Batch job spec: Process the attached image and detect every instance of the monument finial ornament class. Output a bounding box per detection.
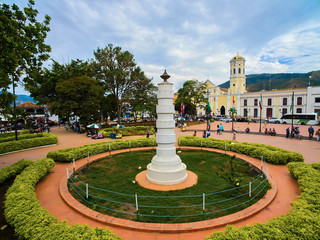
[160,70,170,82]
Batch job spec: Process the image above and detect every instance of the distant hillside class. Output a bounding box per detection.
[219,70,320,92]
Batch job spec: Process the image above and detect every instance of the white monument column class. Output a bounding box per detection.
[147,70,188,185]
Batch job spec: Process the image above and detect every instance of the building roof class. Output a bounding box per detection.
[16,101,43,109]
[232,53,245,60]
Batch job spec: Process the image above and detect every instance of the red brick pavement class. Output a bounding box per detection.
[1,124,319,240]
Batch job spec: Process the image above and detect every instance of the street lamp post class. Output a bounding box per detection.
[12,80,18,141]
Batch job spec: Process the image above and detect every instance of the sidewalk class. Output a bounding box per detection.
[2,125,319,240]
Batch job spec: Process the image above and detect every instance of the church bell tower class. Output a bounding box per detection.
[230,53,246,94]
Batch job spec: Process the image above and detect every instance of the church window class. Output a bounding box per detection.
[268,98,272,106]
[244,109,248,117]
[254,108,258,118]
[233,84,235,86]
[254,99,258,106]
[297,97,302,105]
[244,99,247,106]
[239,68,241,74]
[233,68,236,74]
[283,98,287,106]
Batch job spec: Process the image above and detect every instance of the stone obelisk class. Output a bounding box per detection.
[146,70,187,185]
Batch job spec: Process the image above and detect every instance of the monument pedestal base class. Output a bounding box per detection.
[146,162,187,185]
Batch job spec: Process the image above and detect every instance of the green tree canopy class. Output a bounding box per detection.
[122,67,157,120]
[52,76,104,124]
[0,0,51,114]
[93,44,151,123]
[174,80,208,116]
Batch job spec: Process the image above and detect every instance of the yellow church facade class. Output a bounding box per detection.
[201,54,320,120]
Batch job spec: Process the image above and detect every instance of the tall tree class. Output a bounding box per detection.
[93,44,149,123]
[25,59,93,105]
[122,67,157,121]
[174,80,208,116]
[0,0,51,114]
[52,76,104,124]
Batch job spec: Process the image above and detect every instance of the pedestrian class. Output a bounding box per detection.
[308,126,314,139]
[316,129,320,141]
[286,127,290,138]
[219,123,223,134]
[146,128,150,138]
[233,129,237,141]
[206,130,210,138]
[203,130,207,138]
[216,124,220,135]
[193,131,197,136]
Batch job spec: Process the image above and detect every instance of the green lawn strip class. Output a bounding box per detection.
[205,162,320,240]
[178,136,304,164]
[0,133,58,154]
[68,151,269,223]
[4,158,121,240]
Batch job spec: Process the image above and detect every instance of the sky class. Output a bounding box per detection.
[7,0,320,95]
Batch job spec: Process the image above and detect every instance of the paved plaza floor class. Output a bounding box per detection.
[1,123,319,240]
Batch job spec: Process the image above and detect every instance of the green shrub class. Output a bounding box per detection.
[0,159,33,184]
[4,158,121,240]
[100,126,155,138]
[47,137,157,162]
[0,133,58,154]
[206,162,320,239]
[179,136,304,164]
[0,133,46,143]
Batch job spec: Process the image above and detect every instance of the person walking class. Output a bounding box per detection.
[206,130,210,138]
[146,129,150,138]
[202,130,207,138]
[233,129,237,141]
[219,123,223,135]
[308,126,314,139]
[193,131,197,136]
[216,124,220,135]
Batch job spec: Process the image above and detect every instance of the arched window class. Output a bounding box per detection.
[239,68,241,74]
[233,68,236,74]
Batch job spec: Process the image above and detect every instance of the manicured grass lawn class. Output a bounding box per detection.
[69,151,269,223]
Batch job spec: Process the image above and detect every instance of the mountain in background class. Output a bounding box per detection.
[218,70,320,92]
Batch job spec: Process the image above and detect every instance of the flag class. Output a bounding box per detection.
[232,96,235,114]
[290,92,294,112]
[259,94,263,110]
[181,101,185,116]
[207,102,211,113]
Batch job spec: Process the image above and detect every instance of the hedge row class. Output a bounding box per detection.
[0,133,47,143]
[206,162,320,239]
[99,126,155,138]
[178,136,304,164]
[0,133,58,154]
[47,137,157,162]
[4,158,121,240]
[0,159,33,184]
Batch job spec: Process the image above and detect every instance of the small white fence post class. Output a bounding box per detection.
[249,182,252,197]
[203,193,205,210]
[73,159,75,174]
[135,193,139,211]
[86,183,88,199]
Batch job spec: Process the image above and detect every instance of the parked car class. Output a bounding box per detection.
[265,117,281,124]
[214,115,226,120]
[221,117,232,123]
[236,117,249,122]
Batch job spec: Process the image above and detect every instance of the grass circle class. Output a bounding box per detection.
[69,150,270,223]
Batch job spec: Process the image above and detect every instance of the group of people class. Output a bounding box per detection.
[265,128,277,136]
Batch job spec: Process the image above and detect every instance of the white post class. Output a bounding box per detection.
[67,168,69,179]
[203,193,205,210]
[73,159,75,173]
[266,167,269,179]
[249,182,251,197]
[87,151,89,160]
[109,143,111,151]
[86,183,88,199]
[135,193,139,211]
